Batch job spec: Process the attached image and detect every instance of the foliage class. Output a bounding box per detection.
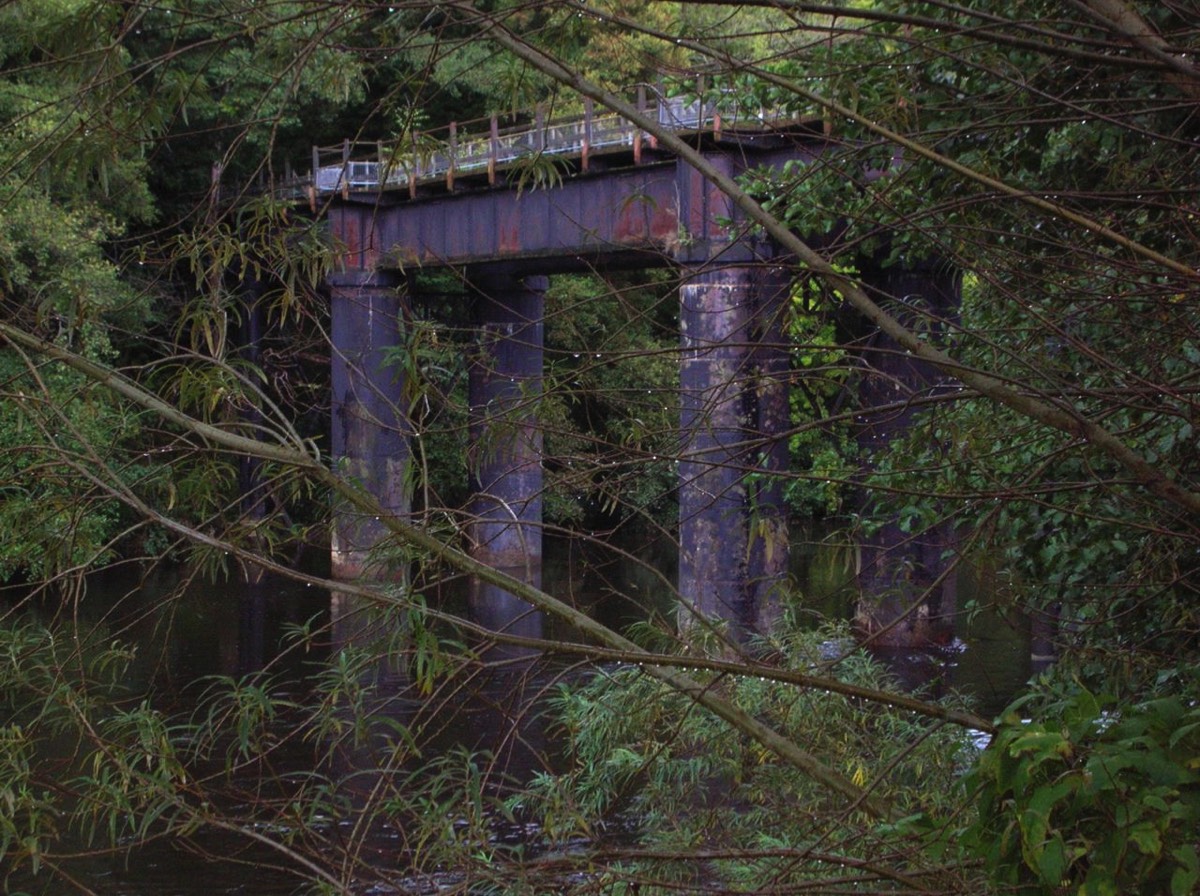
[123,0,373,199]
[386,270,679,530]
[0,12,163,577]
[0,0,1197,893]
[0,601,492,894]
[0,618,162,880]
[383,304,474,518]
[782,273,857,518]
[525,622,978,892]
[0,330,139,580]
[541,272,679,529]
[733,0,1200,682]
[963,683,1200,895]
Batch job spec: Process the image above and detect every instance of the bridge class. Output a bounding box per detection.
[308,85,959,649]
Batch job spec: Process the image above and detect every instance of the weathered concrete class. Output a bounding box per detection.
[329,271,411,581]
[467,271,546,645]
[322,131,962,649]
[678,251,791,643]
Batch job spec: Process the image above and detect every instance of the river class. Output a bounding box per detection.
[1,533,1030,895]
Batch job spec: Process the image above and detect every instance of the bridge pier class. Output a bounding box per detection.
[234,267,269,586]
[329,271,411,581]
[678,256,791,644]
[467,271,546,646]
[319,117,966,651]
[852,259,961,647]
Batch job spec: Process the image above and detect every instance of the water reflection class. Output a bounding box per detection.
[237,578,268,676]
[1,533,1038,894]
[469,574,544,661]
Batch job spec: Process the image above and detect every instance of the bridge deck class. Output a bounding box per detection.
[304,86,816,198]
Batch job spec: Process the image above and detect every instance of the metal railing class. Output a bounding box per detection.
[301,84,790,199]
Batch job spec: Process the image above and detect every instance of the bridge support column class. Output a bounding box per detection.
[852,259,961,648]
[329,271,410,581]
[679,259,791,644]
[467,271,546,646]
[234,267,269,586]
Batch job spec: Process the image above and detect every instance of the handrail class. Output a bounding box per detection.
[296,83,792,200]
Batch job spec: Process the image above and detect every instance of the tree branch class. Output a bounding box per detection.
[460,3,1200,520]
[0,320,893,819]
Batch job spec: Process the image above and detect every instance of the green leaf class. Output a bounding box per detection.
[1009,729,1072,762]
[1036,834,1069,887]
[1171,845,1200,896]
[1063,689,1102,739]
[1127,821,1162,857]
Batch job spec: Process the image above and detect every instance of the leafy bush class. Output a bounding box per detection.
[963,685,1200,895]
[524,622,980,893]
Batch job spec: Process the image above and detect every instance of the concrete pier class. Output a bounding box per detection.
[329,271,411,581]
[851,259,961,647]
[467,271,547,646]
[678,258,791,643]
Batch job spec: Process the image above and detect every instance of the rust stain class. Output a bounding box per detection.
[339,216,362,267]
[498,217,522,254]
[650,203,679,244]
[614,194,678,248]
[613,201,647,244]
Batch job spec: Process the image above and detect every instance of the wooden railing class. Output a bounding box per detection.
[302,84,786,199]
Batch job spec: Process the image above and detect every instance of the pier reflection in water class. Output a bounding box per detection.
[3,533,1032,894]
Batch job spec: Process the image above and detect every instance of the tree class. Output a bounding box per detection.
[0,1,1197,894]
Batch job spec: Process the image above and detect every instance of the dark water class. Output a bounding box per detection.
[3,535,1030,895]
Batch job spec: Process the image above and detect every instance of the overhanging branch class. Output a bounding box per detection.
[459,3,1200,519]
[0,320,893,819]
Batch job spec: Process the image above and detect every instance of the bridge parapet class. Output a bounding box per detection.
[304,83,798,198]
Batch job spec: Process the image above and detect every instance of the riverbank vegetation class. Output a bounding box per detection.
[0,1,1197,893]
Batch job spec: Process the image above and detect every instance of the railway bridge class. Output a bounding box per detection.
[311,89,958,648]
